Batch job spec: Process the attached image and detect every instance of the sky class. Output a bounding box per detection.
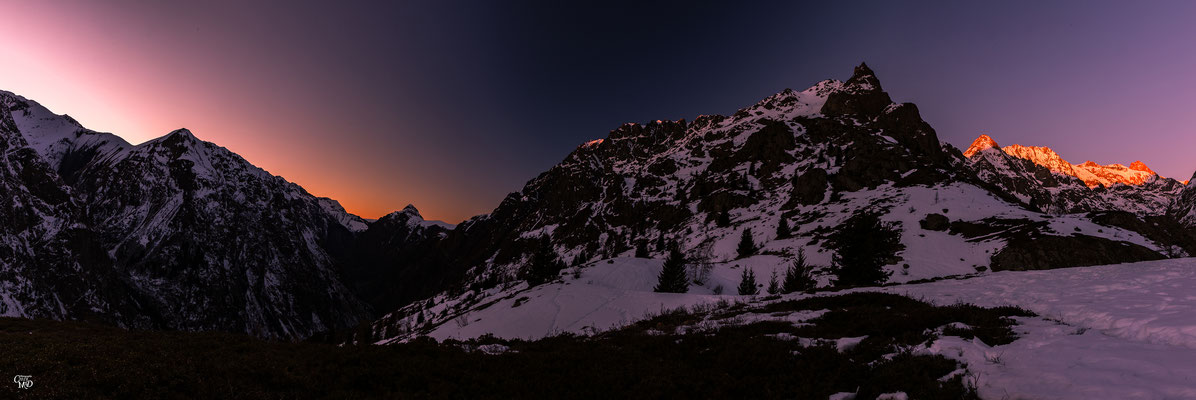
[2,1,1196,223]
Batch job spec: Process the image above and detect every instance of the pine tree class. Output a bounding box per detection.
[525,237,566,286]
[635,240,650,258]
[829,212,899,287]
[736,229,756,259]
[606,232,624,257]
[767,269,781,294]
[654,245,690,293]
[737,267,758,295]
[783,249,816,293]
[776,218,791,239]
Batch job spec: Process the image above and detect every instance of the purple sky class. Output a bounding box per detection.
[2,1,1194,222]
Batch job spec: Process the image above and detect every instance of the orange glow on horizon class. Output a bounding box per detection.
[0,2,486,224]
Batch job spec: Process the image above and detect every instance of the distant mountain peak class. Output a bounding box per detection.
[380,204,423,222]
[965,134,1162,188]
[1130,160,1154,174]
[376,204,456,232]
[962,134,999,157]
[1074,160,1159,187]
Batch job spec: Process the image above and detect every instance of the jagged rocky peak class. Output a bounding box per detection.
[1129,160,1155,174]
[962,134,999,157]
[845,62,883,90]
[821,62,894,117]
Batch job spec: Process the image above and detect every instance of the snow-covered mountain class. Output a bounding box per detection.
[963,134,1185,216]
[963,134,1166,188]
[0,90,371,338]
[0,93,147,325]
[6,64,1196,344]
[365,64,1196,344]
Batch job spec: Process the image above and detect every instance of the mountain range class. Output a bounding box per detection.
[3,63,1196,341]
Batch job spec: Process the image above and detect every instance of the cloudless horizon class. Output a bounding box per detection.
[3,1,1195,223]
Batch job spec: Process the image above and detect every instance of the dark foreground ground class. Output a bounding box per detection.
[0,293,1031,399]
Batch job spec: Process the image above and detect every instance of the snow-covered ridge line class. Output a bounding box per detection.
[0,88,384,338]
[963,133,1169,188]
[0,89,371,233]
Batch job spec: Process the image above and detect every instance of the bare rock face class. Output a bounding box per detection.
[821,63,893,117]
[919,213,950,231]
[788,168,829,207]
[991,234,1165,271]
[1168,173,1196,226]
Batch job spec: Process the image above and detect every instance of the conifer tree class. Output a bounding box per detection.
[783,249,816,293]
[829,212,899,287]
[654,245,690,293]
[776,218,791,239]
[737,267,759,295]
[525,237,566,286]
[635,240,650,258]
[767,269,781,295]
[736,229,757,259]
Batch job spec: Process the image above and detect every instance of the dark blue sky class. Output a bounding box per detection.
[5,1,1196,221]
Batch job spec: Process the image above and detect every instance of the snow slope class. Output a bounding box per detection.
[374,178,1178,343]
[391,255,1196,399]
[379,257,725,342]
[883,258,1196,399]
